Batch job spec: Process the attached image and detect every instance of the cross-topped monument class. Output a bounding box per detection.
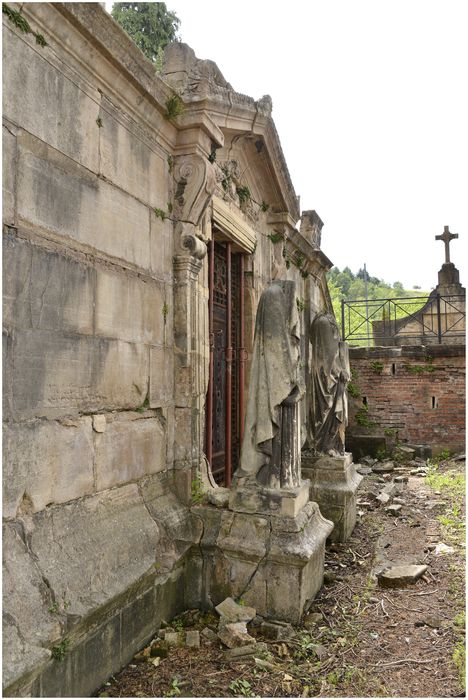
[435,225,458,264]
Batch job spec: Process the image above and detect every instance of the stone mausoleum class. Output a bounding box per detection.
[2,4,360,696]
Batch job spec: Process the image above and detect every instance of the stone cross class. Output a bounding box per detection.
[435,225,458,264]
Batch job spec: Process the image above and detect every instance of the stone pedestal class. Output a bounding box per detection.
[302,452,363,543]
[190,486,333,624]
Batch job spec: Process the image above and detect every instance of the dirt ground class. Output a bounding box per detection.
[96,455,465,698]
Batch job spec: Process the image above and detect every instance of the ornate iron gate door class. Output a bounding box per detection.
[206,239,244,485]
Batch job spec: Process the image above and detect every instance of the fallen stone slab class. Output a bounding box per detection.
[434,543,455,556]
[372,461,395,473]
[206,488,230,508]
[164,632,180,647]
[395,446,416,458]
[377,564,428,588]
[376,492,390,505]
[223,642,268,661]
[218,622,256,648]
[393,497,406,505]
[215,597,256,623]
[385,504,402,516]
[357,465,372,476]
[201,627,218,643]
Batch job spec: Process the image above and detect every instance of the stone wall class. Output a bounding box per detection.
[2,4,334,696]
[346,345,466,456]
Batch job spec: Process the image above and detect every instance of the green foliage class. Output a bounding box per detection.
[453,639,466,687]
[384,427,397,437]
[296,297,306,313]
[370,361,384,374]
[260,201,270,213]
[191,471,205,504]
[404,363,435,374]
[154,207,167,220]
[96,116,103,128]
[167,155,174,173]
[347,381,361,398]
[3,4,48,45]
[162,302,169,322]
[425,462,465,541]
[229,679,256,697]
[164,678,181,697]
[267,232,283,244]
[165,94,184,121]
[111,3,180,63]
[52,638,70,661]
[236,185,251,205]
[355,404,376,428]
[136,395,150,413]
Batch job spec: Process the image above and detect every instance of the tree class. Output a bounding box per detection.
[111,3,180,64]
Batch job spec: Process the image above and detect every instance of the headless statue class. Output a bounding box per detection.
[235,281,304,490]
[309,312,350,456]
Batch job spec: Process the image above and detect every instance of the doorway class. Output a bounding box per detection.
[205,236,246,485]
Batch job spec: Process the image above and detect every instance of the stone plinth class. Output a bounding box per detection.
[229,481,310,518]
[190,495,333,624]
[302,452,363,543]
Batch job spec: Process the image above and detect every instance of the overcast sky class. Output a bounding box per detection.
[109,1,467,291]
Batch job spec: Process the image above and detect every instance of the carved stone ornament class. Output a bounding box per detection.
[173,154,216,227]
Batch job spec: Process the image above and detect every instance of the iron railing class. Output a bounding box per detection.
[341,294,466,345]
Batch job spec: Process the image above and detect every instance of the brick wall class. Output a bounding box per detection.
[347,345,465,455]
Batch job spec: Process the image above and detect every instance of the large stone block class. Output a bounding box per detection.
[16,134,151,270]
[3,23,100,172]
[28,484,161,619]
[95,414,166,491]
[2,523,58,691]
[3,124,16,224]
[150,211,174,281]
[95,268,165,344]
[3,233,95,334]
[99,99,168,209]
[3,417,94,518]
[5,330,149,420]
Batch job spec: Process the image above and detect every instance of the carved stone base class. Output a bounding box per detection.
[302,452,363,543]
[229,481,310,518]
[186,501,333,624]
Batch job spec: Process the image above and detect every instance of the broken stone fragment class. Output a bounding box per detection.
[164,632,179,646]
[150,641,168,658]
[372,461,395,473]
[260,620,294,640]
[376,492,390,505]
[223,642,268,661]
[217,621,256,648]
[206,488,230,508]
[201,626,218,643]
[92,414,106,433]
[394,476,409,484]
[357,465,372,476]
[215,597,256,623]
[362,456,377,467]
[377,564,428,588]
[385,504,402,516]
[185,630,200,648]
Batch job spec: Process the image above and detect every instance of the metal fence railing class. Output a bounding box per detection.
[341,294,466,345]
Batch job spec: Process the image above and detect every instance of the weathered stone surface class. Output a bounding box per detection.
[206,487,230,508]
[3,24,100,173]
[150,213,173,282]
[372,461,395,473]
[28,484,161,618]
[376,492,391,505]
[150,346,174,408]
[217,622,255,648]
[3,233,95,335]
[5,331,149,420]
[394,476,409,484]
[3,125,16,224]
[377,565,428,588]
[185,630,200,648]
[16,134,151,269]
[95,269,165,344]
[215,597,256,623]
[223,642,268,661]
[385,504,402,516]
[201,627,218,643]
[95,414,166,491]
[357,465,372,475]
[165,632,179,647]
[3,418,94,517]
[3,523,58,690]
[99,99,168,209]
[93,414,107,432]
[260,620,294,640]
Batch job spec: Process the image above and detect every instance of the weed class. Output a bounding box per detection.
[404,363,435,374]
[164,678,181,697]
[355,405,376,428]
[48,602,60,614]
[136,396,150,413]
[236,185,251,205]
[3,4,48,45]
[208,144,217,163]
[229,679,256,697]
[35,33,47,46]
[162,303,169,322]
[347,381,361,398]
[436,448,451,461]
[165,94,184,121]
[191,471,205,504]
[268,232,283,244]
[167,202,173,214]
[260,201,270,212]
[167,155,174,173]
[296,297,306,313]
[300,269,309,279]
[384,427,397,437]
[370,361,384,374]
[154,207,167,221]
[96,117,103,128]
[453,639,466,688]
[52,638,70,661]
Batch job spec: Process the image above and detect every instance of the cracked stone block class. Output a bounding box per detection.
[217,622,255,649]
[185,630,200,648]
[377,565,428,588]
[215,597,256,623]
[165,632,179,647]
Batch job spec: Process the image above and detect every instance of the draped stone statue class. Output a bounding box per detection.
[309,312,350,456]
[235,280,305,490]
